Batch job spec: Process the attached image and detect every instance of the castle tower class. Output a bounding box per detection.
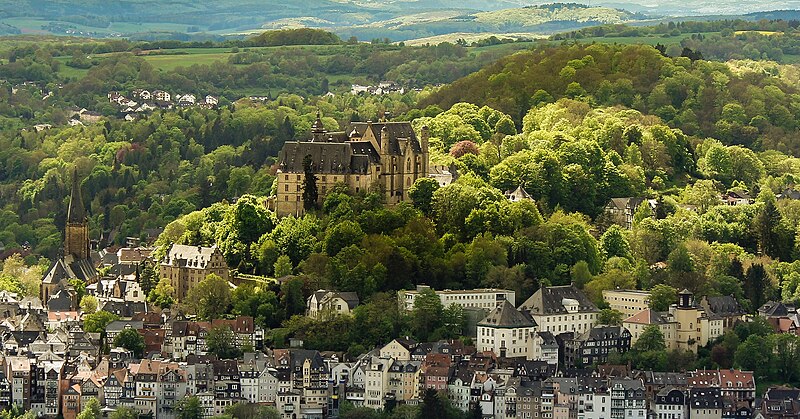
[311,111,325,141]
[64,168,89,260]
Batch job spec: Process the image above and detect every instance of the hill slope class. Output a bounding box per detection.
[421,43,800,153]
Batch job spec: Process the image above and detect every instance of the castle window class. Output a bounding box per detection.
[285,175,289,180]
[322,176,326,181]
[284,185,288,192]
[296,175,300,181]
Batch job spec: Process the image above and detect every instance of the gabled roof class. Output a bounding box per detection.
[624,309,673,325]
[519,285,598,315]
[703,295,745,316]
[478,300,536,329]
[759,301,791,317]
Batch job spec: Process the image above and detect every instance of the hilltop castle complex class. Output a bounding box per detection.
[274,113,430,216]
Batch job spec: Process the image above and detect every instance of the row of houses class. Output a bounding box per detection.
[108,90,219,120]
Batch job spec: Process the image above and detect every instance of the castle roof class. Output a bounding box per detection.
[162,244,220,269]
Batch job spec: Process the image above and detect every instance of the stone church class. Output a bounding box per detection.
[41,169,98,308]
[274,113,430,216]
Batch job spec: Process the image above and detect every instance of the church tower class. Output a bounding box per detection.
[64,168,89,260]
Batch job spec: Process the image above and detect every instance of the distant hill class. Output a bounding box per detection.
[0,0,792,41]
[340,3,652,41]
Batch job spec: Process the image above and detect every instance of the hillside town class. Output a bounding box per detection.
[0,147,796,419]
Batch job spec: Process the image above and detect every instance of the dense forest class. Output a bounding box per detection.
[423,43,800,155]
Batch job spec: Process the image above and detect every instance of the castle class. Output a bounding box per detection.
[274,113,430,216]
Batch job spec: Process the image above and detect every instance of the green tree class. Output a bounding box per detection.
[139,262,158,295]
[109,407,137,419]
[148,277,175,309]
[224,403,280,419]
[186,273,231,320]
[281,276,306,317]
[680,180,721,214]
[273,255,293,277]
[408,178,440,216]
[649,284,677,311]
[667,243,703,294]
[768,333,800,383]
[324,220,365,255]
[417,389,446,419]
[80,295,98,313]
[302,154,318,211]
[83,311,119,333]
[77,398,101,419]
[756,199,794,260]
[176,396,204,419]
[113,328,145,358]
[597,308,624,325]
[206,325,243,359]
[633,325,666,352]
[412,289,444,341]
[570,260,592,289]
[734,334,772,378]
[744,264,767,312]
[601,225,632,260]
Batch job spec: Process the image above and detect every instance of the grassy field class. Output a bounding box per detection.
[139,53,231,70]
[53,57,91,79]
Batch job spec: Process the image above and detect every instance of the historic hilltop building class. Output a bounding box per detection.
[159,244,229,301]
[41,169,98,306]
[274,113,430,216]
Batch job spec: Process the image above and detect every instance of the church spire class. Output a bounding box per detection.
[67,168,86,224]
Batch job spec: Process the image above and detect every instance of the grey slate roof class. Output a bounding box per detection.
[478,300,536,328]
[277,121,421,174]
[519,285,598,315]
[704,295,745,316]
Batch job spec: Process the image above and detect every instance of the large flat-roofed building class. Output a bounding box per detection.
[602,289,651,318]
[398,285,515,311]
[274,113,429,216]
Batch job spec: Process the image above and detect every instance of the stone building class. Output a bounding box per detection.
[477,300,537,359]
[159,244,229,301]
[41,169,98,305]
[274,113,429,216]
